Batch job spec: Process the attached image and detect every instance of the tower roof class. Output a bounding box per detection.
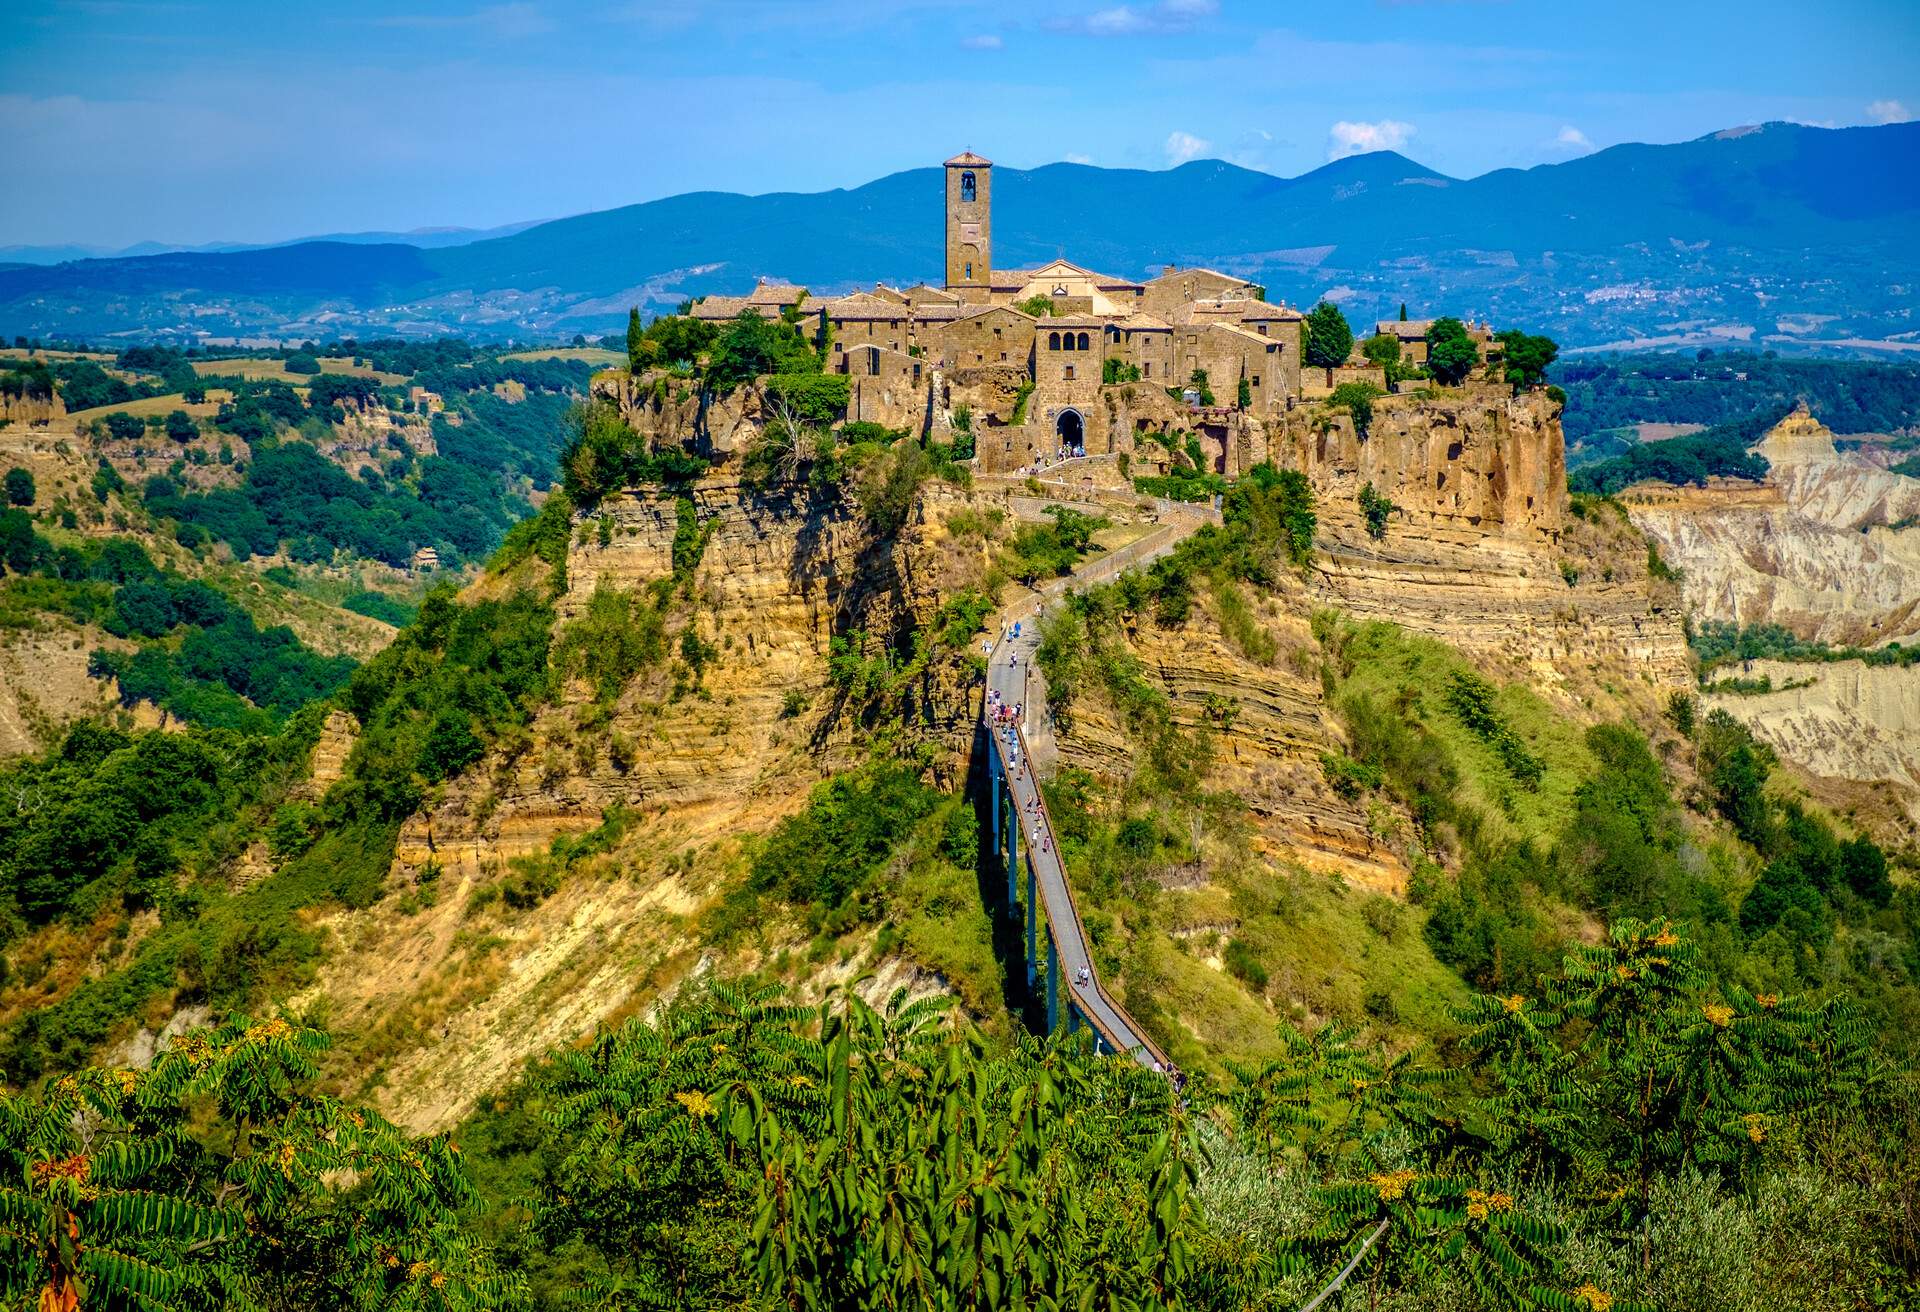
[945,151,993,167]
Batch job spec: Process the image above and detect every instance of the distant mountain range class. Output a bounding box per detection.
[4,121,1916,348]
[0,220,543,267]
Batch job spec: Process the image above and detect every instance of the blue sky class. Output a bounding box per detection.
[2,0,1916,248]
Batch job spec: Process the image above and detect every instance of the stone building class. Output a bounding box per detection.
[677,150,1492,471]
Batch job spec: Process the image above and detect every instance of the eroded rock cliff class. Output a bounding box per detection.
[1627,405,1920,646]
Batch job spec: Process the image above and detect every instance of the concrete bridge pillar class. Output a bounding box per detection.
[1046,936,1059,1035]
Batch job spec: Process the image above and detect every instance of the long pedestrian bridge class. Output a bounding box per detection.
[978,512,1207,1070]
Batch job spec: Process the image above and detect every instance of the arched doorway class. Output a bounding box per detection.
[1055,408,1084,455]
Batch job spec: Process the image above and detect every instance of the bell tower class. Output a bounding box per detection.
[944,151,992,302]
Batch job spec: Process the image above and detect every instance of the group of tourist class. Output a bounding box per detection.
[1017,444,1087,478]
[985,685,1022,730]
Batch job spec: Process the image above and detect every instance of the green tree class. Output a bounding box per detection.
[705,312,816,394]
[1399,301,1409,321]
[1425,318,1481,386]
[3,466,33,506]
[0,1016,521,1311]
[1361,332,1403,384]
[1304,301,1355,370]
[1358,481,1395,538]
[284,351,322,376]
[163,410,197,443]
[1015,294,1056,317]
[625,306,644,371]
[1329,381,1380,437]
[1496,329,1560,392]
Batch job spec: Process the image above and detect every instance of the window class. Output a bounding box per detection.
[1252,375,1260,387]
[1049,332,1061,350]
[1064,364,1075,381]
[1144,362,1152,378]
[964,262,972,280]
[1077,332,1090,351]
[960,170,976,202]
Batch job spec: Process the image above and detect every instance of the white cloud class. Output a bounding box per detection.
[1165,130,1212,165]
[1326,119,1415,160]
[1065,152,1094,164]
[1053,0,1216,37]
[960,32,1003,49]
[1554,124,1592,151]
[1867,98,1913,124]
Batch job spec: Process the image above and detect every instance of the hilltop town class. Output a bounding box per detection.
[668,151,1507,478]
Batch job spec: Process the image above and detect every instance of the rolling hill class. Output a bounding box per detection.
[4,120,1916,347]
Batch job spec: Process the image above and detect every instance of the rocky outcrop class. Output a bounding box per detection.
[1705,658,1920,834]
[594,369,767,459]
[1271,389,1566,539]
[1627,405,1920,646]
[0,390,64,427]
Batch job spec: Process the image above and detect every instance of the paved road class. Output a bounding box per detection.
[984,514,1207,1069]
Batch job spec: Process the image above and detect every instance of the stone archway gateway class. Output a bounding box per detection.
[1055,408,1084,453]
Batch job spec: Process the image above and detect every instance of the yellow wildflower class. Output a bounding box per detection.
[111,1070,138,1096]
[710,1042,728,1055]
[675,1089,717,1119]
[1466,1189,1514,1220]
[1502,994,1526,1014]
[244,1018,293,1044]
[1574,1285,1613,1311]
[1702,1004,1734,1029]
[278,1142,297,1179]
[1614,965,1636,981]
[171,1035,213,1066]
[1369,1170,1418,1202]
[431,1273,447,1290]
[1742,1113,1767,1144]
[408,1261,430,1280]
[787,1074,813,1088]
[1756,993,1779,1009]
[1651,929,1679,947]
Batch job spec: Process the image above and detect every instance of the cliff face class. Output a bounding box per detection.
[1704,658,1920,836]
[1626,405,1920,646]
[1273,389,1567,539]
[395,476,964,878]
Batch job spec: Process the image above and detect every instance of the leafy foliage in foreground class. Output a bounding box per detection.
[1,1015,520,1312]
[453,922,1912,1311]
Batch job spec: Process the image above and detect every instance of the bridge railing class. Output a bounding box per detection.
[987,725,1165,1067]
[1008,720,1172,1071]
